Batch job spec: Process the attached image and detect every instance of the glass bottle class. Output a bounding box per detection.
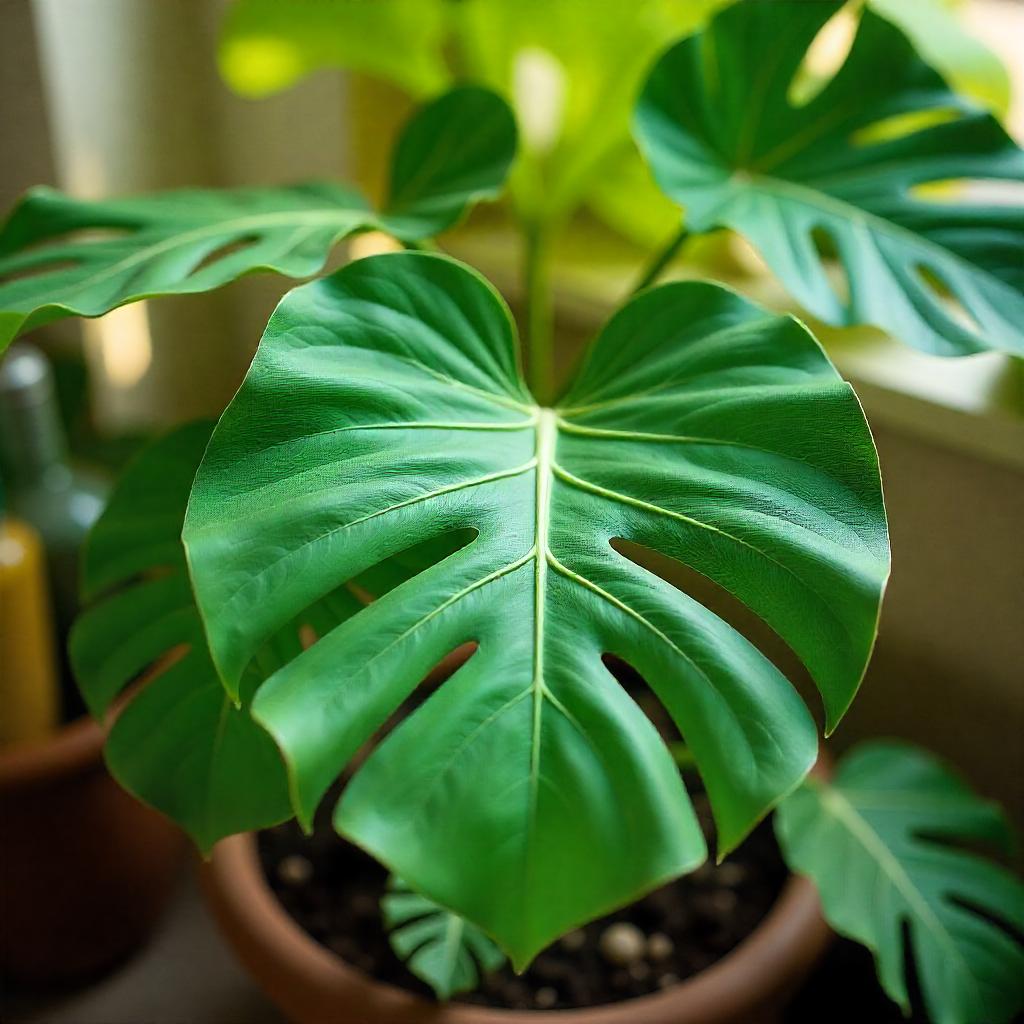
[0,477,60,745]
[0,343,109,711]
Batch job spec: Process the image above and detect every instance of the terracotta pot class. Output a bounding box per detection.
[202,822,832,1024]
[0,714,185,983]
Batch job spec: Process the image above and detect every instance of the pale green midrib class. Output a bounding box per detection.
[244,415,538,465]
[346,552,535,690]
[555,316,786,416]
[439,913,465,993]
[213,458,538,626]
[528,410,556,833]
[549,460,856,649]
[556,376,819,419]
[815,783,981,1000]
[556,417,794,456]
[287,557,536,828]
[744,98,866,176]
[413,363,534,414]
[554,418,886,560]
[545,550,752,749]
[203,693,235,847]
[26,208,367,302]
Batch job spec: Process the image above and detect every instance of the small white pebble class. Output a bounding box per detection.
[599,922,647,965]
[276,854,313,886]
[535,986,558,1009]
[647,932,674,960]
[559,928,586,952]
[629,961,651,982]
[710,889,738,913]
[717,862,747,887]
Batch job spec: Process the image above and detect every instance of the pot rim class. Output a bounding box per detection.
[0,713,104,791]
[203,823,833,1023]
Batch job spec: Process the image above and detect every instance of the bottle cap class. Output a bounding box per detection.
[0,343,52,403]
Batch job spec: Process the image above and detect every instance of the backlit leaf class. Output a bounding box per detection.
[635,0,1024,356]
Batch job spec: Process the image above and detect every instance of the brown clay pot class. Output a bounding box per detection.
[0,714,185,983]
[202,827,832,1024]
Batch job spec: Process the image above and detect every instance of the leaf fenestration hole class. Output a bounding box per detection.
[900,918,929,1021]
[810,225,851,309]
[250,528,478,676]
[948,895,1024,948]
[0,257,80,285]
[188,235,260,277]
[909,177,1024,206]
[278,527,481,778]
[786,5,859,109]
[0,226,136,284]
[602,655,684,750]
[611,538,822,729]
[850,107,963,148]
[343,642,479,783]
[913,263,983,336]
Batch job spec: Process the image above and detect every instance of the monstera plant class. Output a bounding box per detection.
[1,1,1022,1021]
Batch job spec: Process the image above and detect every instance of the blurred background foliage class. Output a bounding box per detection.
[218,0,1012,247]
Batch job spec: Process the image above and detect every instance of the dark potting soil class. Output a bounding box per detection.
[258,782,787,1012]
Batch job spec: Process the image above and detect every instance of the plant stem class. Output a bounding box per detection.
[631,225,690,295]
[523,220,555,405]
[669,741,697,770]
[402,237,439,253]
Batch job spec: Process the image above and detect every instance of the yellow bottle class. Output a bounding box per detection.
[0,484,60,746]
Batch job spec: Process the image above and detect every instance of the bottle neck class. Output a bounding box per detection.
[0,344,70,486]
[0,396,69,484]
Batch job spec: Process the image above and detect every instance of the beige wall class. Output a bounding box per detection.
[840,424,1024,826]
[7,0,352,429]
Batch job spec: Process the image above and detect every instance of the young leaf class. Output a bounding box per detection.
[0,88,516,352]
[383,877,506,999]
[634,0,1024,357]
[380,86,518,239]
[776,741,1024,1024]
[182,251,888,968]
[70,422,298,853]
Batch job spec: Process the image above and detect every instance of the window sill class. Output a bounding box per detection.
[446,222,1024,472]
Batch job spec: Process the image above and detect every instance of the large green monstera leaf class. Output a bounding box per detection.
[183,251,888,966]
[0,86,514,351]
[777,742,1024,1024]
[70,422,306,851]
[635,0,1024,357]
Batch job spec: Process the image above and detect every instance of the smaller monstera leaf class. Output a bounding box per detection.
[183,251,888,968]
[870,0,1011,117]
[635,0,1024,357]
[0,87,515,352]
[383,877,506,999]
[70,422,303,852]
[776,741,1024,1024]
[379,86,517,239]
